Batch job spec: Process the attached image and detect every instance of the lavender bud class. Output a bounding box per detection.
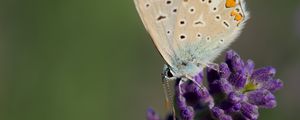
[241,102,259,120]
[220,63,231,79]
[261,79,283,93]
[194,71,204,84]
[247,89,277,109]
[147,108,160,120]
[210,79,233,94]
[228,92,242,104]
[180,106,194,120]
[245,60,255,76]
[251,67,276,82]
[229,71,247,89]
[211,107,233,120]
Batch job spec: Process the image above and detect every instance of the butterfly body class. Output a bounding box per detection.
[134,0,249,78]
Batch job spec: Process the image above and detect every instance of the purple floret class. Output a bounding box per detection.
[147,108,160,120]
[146,50,283,120]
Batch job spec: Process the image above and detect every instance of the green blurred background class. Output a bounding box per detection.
[0,0,299,120]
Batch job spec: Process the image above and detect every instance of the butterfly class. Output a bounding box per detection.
[134,0,249,118]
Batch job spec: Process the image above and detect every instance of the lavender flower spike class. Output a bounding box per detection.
[147,108,160,120]
[146,50,283,120]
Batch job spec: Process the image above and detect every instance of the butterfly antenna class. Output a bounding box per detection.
[162,79,176,120]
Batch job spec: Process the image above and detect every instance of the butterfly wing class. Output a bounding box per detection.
[134,0,249,77]
[134,0,182,67]
[172,0,249,66]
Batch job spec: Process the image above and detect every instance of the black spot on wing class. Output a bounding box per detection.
[157,15,167,21]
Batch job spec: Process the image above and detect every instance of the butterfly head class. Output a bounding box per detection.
[162,62,204,81]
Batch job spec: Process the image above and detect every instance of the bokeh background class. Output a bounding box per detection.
[0,0,299,120]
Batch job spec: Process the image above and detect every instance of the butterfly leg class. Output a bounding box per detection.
[195,61,219,72]
[206,62,220,72]
[183,76,205,91]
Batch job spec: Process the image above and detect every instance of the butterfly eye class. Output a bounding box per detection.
[166,69,173,78]
[163,67,174,78]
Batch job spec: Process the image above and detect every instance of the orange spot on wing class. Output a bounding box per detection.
[231,10,243,22]
[226,0,236,8]
[235,13,243,21]
[230,11,237,16]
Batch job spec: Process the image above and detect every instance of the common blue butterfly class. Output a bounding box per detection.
[134,0,249,118]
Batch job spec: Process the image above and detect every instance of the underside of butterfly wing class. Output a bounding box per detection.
[134,0,182,67]
[170,0,249,76]
[134,0,249,77]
